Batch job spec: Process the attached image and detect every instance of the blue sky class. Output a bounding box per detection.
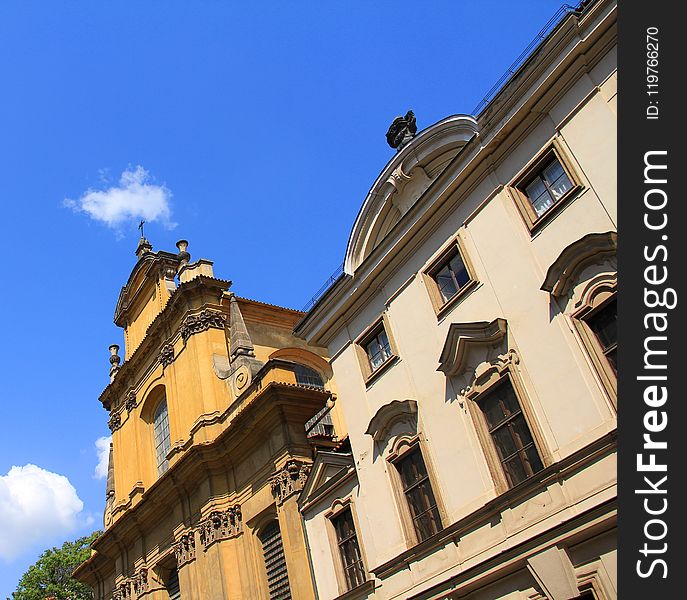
[0,1,562,595]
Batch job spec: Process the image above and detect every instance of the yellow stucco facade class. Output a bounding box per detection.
[74,240,344,599]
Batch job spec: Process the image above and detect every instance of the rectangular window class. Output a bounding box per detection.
[364,327,392,372]
[511,144,581,232]
[332,508,366,591]
[431,248,471,304]
[395,448,442,542]
[523,156,573,217]
[479,381,543,487]
[585,298,617,374]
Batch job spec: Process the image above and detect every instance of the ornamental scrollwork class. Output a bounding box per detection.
[270,459,311,505]
[173,531,196,567]
[198,505,243,550]
[180,309,227,341]
[108,412,122,432]
[112,580,131,600]
[124,390,137,412]
[159,343,175,367]
[132,567,149,595]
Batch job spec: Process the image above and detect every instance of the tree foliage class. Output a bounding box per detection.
[12,531,101,600]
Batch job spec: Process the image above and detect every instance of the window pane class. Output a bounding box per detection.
[588,300,617,350]
[396,449,441,541]
[449,254,470,288]
[503,455,529,487]
[332,509,365,591]
[435,266,458,301]
[294,364,324,388]
[365,328,391,371]
[153,400,171,475]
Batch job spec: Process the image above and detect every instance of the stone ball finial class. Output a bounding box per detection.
[176,239,191,266]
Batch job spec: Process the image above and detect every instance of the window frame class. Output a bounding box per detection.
[386,438,445,547]
[572,282,617,410]
[464,362,549,494]
[510,140,583,233]
[422,235,478,318]
[153,399,171,476]
[324,499,368,595]
[354,315,399,386]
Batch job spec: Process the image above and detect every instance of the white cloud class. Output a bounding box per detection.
[0,464,86,562]
[94,436,112,480]
[65,165,176,230]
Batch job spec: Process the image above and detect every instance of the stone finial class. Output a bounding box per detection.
[135,236,153,259]
[109,344,121,382]
[176,239,191,268]
[386,110,417,150]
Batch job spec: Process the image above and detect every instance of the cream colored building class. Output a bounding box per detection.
[295,1,617,599]
[74,239,346,599]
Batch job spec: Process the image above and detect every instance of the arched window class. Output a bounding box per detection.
[259,521,292,600]
[153,400,171,475]
[294,364,324,389]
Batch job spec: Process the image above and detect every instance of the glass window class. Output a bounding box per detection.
[364,328,392,372]
[332,508,366,590]
[586,298,617,374]
[294,364,324,388]
[479,381,543,487]
[396,447,442,542]
[523,156,573,218]
[153,400,171,475]
[432,249,470,304]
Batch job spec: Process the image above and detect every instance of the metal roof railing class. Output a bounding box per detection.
[300,262,345,313]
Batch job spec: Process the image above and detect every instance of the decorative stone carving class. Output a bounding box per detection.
[112,580,131,600]
[180,309,227,341]
[270,459,311,504]
[198,505,243,550]
[174,531,196,567]
[132,567,149,595]
[159,343,174,367]
[108,412,122,432]
[124,390,137,412]
[386,110,417,149]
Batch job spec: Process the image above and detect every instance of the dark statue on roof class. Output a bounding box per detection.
[386,110,417,149]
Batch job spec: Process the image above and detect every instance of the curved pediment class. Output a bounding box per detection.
[437,318,507,377]
[541,231,617,298]
[344,115,479,275]
[365,399,418,442]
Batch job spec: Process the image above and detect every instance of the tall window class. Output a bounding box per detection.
[395,447,442,542]
[260,521,291,600]
[585,298,617,374]
[153,400,171,475]
[294,364,324,389]
[364,326,392,372]
[479,380,543,487]
[331,508,365,590]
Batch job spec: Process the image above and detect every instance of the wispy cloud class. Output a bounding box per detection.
[0,464,89,562]
[65,165,175,231]
[94,436,111,480]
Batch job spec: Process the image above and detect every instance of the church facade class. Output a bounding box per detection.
[76,0,617,598]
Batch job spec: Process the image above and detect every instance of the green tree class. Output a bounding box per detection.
[12,531,101,600]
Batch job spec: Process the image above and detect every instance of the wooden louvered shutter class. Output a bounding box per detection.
[167,568,181,600]
[260,521,292,600]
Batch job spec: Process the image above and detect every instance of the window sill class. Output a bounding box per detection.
[435,278,480,321]
[364,355,400,388]
[334,580,375,600]
[525,184,583,235]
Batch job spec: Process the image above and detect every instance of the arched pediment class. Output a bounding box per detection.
[437,318,507,377]
[365,399,418,442]
[344,115,479,275]
[541,231,617,298]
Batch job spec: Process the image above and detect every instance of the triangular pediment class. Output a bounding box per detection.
[298,451,355,509]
